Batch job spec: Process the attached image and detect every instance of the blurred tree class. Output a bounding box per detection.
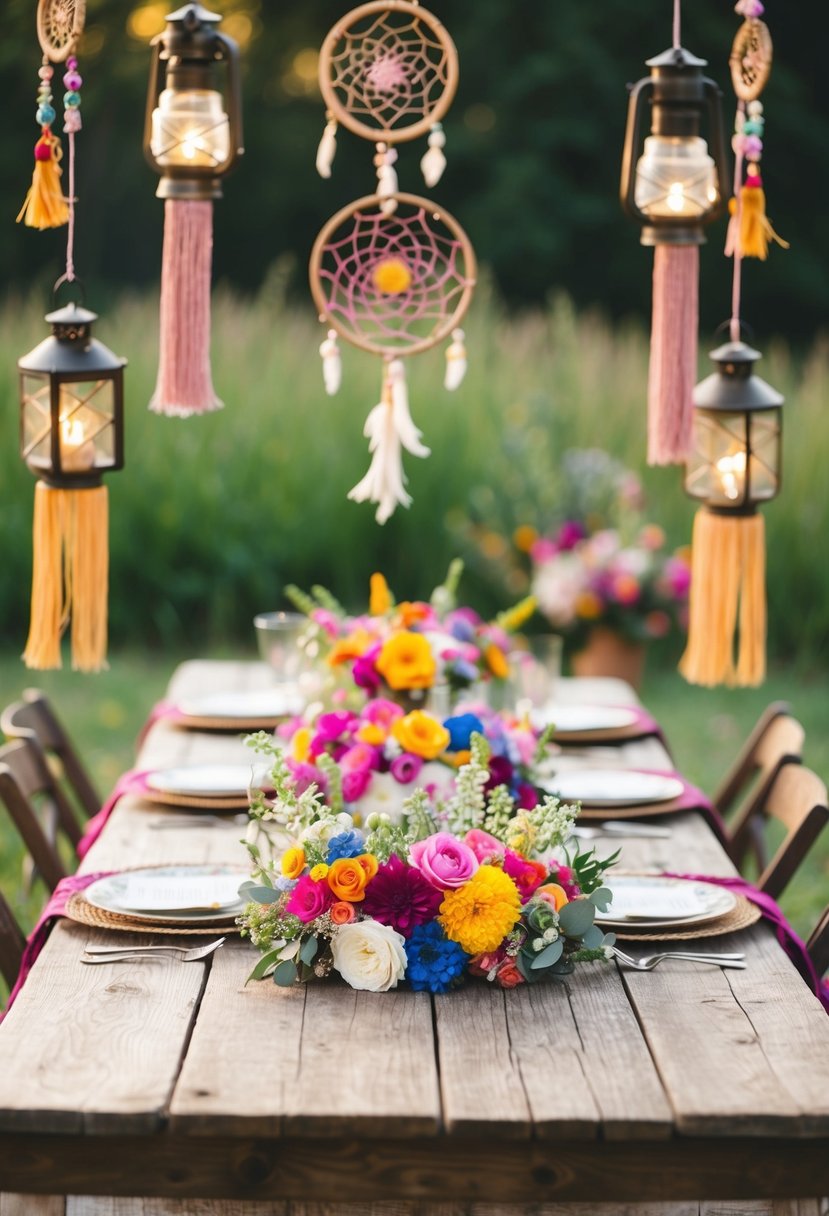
[2,0,825,340]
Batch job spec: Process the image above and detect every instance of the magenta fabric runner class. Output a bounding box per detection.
[2,870,113,1018]
[633,770,729,846]
[136,699,185,748]
[667,871,829,1013]
[76,770,151,860]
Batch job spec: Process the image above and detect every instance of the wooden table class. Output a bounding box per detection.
[0,660,827,1216]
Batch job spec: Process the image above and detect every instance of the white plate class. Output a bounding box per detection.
[530,705,639,734]
[540,768,684,806]
[595,875,737,929]
[84,865,248,923]
[177,689,304,720]
[146,764,270,799]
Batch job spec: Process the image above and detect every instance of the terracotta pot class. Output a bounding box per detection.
[570,626,646,691]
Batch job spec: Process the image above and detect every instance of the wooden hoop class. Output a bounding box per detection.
[319,0,459,145]
[309,191,477,358]
[37,0,86,62]
[729,19,773,101]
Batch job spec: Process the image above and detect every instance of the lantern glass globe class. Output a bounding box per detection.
[634,135,719,220]
[150,88,231,169]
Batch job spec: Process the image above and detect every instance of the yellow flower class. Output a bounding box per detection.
[372,257,412,294]
[369,572,392,616]
[513,525,538,553]
[309,863,329,882]
[485,642,510,680]
[376,631,436,690]
[497,594,537,633]
[575,590,603,620]
[357,722,386,746]
[439,865,522,955]
[291,726,312,763]
[281,846,306,880]
[392,710,450,760]
[328,628,376,667]
[447,748,471,768]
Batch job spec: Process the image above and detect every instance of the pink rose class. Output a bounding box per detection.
[495,958,525,988]
[285,875,334,922]
[340,742,379,774]
[360,698,405,729]
[286,760,326,796]
[409,832,479,890]
[464,828,505,864]
[342,767,373,803]
[503,850,547,899]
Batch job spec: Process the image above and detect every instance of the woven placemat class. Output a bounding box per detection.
[143,789,251,811]
[66,891,243,936]
[554,724,656,746]
[610,894,761,941]
[578,798,685,820]
[174,714,285,733]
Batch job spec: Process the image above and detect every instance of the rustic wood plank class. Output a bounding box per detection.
[0,918,209,1135]
[67,1202,281,1215]
[0,1196,64,1215]
[0,1135,826,1203]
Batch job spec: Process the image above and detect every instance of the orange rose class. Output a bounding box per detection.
[392,710,450,760]
[328,628,376,667]
[535,882,569,912]
[375,631,436,690]
[395,600,432,629]
[356,853,379,882]
[496,959,525,988]
[328,856,371,901]
[330,900,356,925]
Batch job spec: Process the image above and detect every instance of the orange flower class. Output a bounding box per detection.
[369,572,392,616]
[485,642,510,679]
[356,853,379,882]
[395,600,431,629]
[376,631,436,690]
[328,628,376,667]
[392,710,450,759]
[356,722,386,746]
[329,900,356,925]
[513,524,538,553]
[575,590,603,619]
[535,882,569,912]
[328,856,371,901]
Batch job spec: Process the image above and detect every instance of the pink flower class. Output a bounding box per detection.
[342,767,373,803]
[530,537,557,563]
[340,742,379,774]
[503,850,547,900]
[353,645,382,692]
[556,520,586,550]
[311,608,341,638]
[390,753,423,784]
[468,945,508,976]
[463,828,504,864]
[286,760,327,795]
[409,832,479,890]
[285,875,334,922]
[548,861,581,901]
[314,710,358,744]
[361,854,443,938]
[360,698,405,729]
[495,958,525,988]
[515,782,539,810]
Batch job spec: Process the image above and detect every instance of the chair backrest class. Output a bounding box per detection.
[0,889,25,992]
[807,906,829,978]
[743,761,829,901]
[1,689,100,821]
[0,739,72,892]
[719,710,806,870]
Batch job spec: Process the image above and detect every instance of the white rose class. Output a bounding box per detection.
[331,920,407,992]
[301,812,354,847]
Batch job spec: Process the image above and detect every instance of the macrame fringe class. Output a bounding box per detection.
[679,508,766,688]
[726,186,789,261]
[348,360,430,525]
[150,199,222,417]
[647,244,698,466]
[17,133,69,230]
[23,482,109,674]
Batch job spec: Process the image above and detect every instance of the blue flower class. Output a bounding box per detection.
[404,922,469,993]
[446,658,479,686]
[444,713,485,753]
[326,830,364,862]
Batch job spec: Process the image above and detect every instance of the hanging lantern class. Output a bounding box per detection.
[679,339,782,688]
[143,2,243,417]
[621,46,730,466]
[18,299,126,673]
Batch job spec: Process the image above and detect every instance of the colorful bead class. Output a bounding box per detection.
[747,100,764,117]
[744,134,763,158]
[66,55,78,69]
[36,104,56,125]
[38,65,54,81]
[34,139,52,161]
[63,91,81,108]
[63,108,82,133]
[742,120,764,135]
[63,70,82,91]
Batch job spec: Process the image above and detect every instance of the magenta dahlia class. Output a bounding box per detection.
[361,855,443,938]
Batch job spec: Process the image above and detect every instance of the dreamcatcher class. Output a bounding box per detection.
[18,0,85,230]
[311,1,475,524]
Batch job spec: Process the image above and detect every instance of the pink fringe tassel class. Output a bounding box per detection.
[150,199,222,417]
[647,244,698,466]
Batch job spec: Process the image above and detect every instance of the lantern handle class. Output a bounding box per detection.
[703,76,730,225]
[52,273,86,307]
[619,75,653,226]
[714,317,755,345]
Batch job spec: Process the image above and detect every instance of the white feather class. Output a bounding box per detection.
[421,125,447,187]
[316,120,337,179]
[444,328,467,391]
[319,330,341,396]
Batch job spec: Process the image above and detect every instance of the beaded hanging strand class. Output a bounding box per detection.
[62,53,83,280]
[17,57,70,228]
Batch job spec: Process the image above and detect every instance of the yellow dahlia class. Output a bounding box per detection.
[438,865,522,955]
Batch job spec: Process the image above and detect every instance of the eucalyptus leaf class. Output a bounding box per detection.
[273,960,298,987]
[589,886,613,912]
[531,939,564,970]
[558,898,595,937]
[246,949,282,983]
[299,935,318,966]
[241,883,280,904]
[581,925,604,950]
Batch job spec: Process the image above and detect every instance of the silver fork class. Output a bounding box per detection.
[610,945,746,971]
[82,938,225,964]
[148,814,248,829]
[572,823,672,840]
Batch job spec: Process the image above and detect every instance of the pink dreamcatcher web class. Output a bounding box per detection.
[309,193,475,357]
[319,0,458,143]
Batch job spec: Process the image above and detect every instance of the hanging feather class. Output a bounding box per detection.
[316,116,338,179]
[348,361,429,524]
[375,143,398,216]
[388,358,429,458]
[444,328,467,390]
[420,123,447,188]
[319,329,341,395]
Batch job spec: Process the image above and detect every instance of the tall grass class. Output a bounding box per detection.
[0,282,827,666]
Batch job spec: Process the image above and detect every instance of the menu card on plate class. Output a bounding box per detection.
[605,882,709,921]
[114,875,242,913]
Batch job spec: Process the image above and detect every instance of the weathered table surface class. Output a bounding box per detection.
[0,660,827,1214]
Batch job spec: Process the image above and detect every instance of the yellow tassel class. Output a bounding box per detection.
[16,133,69,230]
[23,483,109,673]
[679,509,766,688]
[728,186,789,261]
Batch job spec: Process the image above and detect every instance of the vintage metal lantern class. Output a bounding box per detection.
[143,3,243,416]
[679,339,783,689]
[18,299,127,672]
[620,46,730,466]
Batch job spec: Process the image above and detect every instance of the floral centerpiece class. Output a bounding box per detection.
[285,560,535,706]
[240,732,616,993]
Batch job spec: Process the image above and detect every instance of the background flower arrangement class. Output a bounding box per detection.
[240,732,616,993]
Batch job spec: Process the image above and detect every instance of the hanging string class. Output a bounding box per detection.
[64,134,76,282]
[62,54,83,283]
[729,102,746,342]
[672,0,682,48]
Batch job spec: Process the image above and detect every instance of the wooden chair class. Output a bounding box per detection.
[807,905,829,978]
[0,889,25,993]
[731,760,829,901]
[0,740,74,893]
[1,689,100,821]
